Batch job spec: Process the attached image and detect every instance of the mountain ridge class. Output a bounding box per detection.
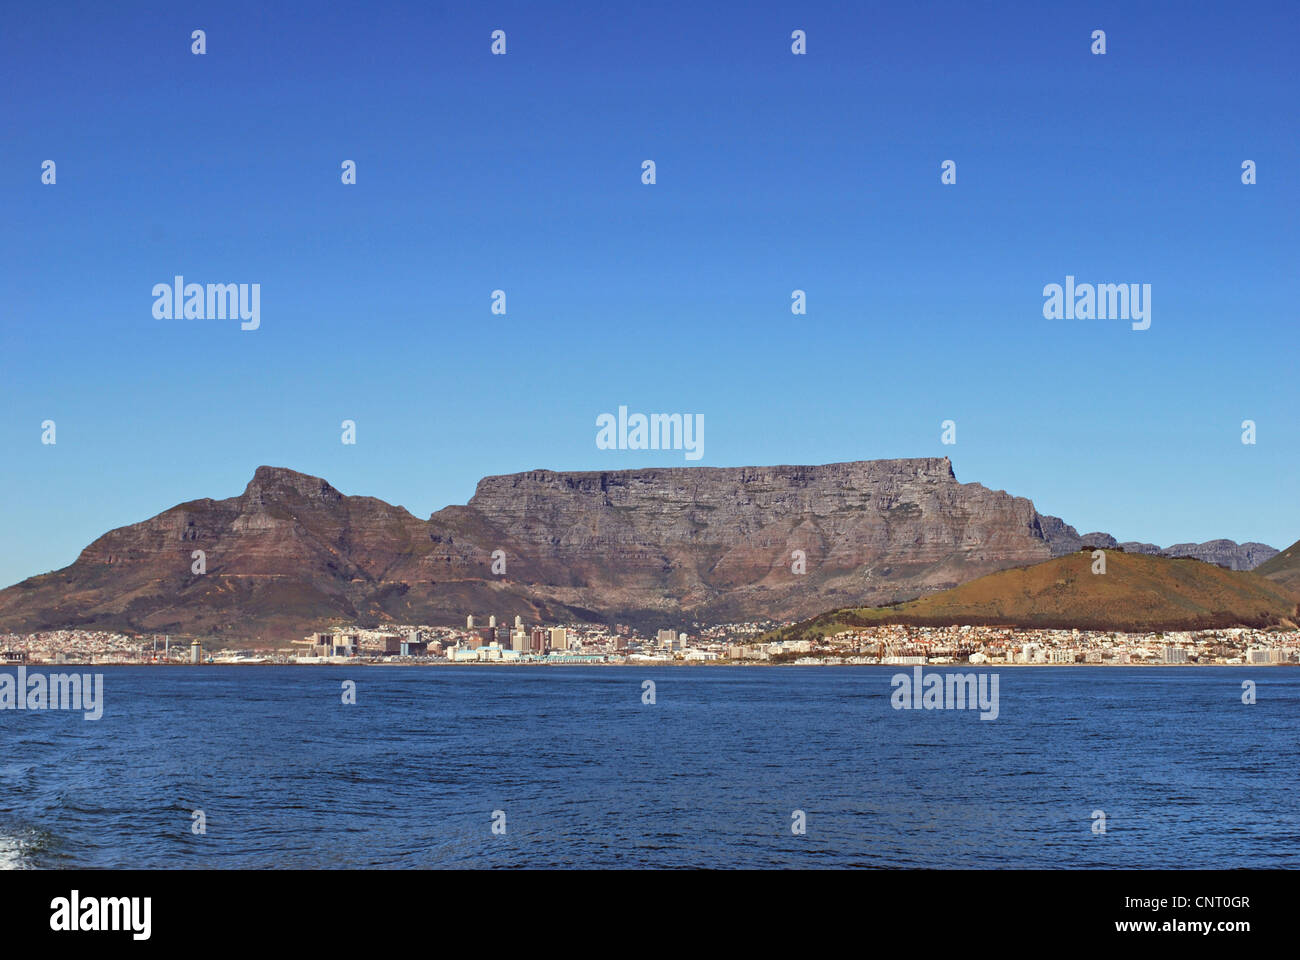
[0,460,1284,641]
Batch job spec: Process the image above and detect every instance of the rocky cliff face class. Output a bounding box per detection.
[436,457,1055,624]
[0,460,1279,640]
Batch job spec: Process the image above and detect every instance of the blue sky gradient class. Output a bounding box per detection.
[2,1,1297,587]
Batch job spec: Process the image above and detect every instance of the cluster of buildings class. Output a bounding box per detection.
[3,621,1296,667]
[282,617,759,664]
[291,616,615,663]
[287,616,765,664]
[0,630,203,664]
[750,624,1300,666]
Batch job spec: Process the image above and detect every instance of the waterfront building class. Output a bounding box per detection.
[331,634,359,657]
[363,634,403,655]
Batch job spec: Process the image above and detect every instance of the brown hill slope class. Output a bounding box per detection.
[1254,538,1300,596]
[766,549,1300,642]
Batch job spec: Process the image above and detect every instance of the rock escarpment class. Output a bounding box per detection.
[0,460,1279,640]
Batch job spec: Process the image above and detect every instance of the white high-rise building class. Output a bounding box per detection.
[511,629,528,652]
[489,615,497,628]
[467,615,475,629]
[514,615,523,629]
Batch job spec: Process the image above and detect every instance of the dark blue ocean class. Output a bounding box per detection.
[1,666,1296,868]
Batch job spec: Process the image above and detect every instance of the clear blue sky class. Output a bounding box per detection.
[2,0,1297,588]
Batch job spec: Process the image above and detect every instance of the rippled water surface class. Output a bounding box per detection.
[1,666,1297,868]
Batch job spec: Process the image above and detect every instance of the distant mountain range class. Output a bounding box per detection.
[1037,524,1278,571]
[764,550,1299,643]
[0,460,1286,641]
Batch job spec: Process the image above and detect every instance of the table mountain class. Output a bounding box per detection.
[0,460,1280,641]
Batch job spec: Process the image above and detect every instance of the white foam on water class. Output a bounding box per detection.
[0,832,27,870]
